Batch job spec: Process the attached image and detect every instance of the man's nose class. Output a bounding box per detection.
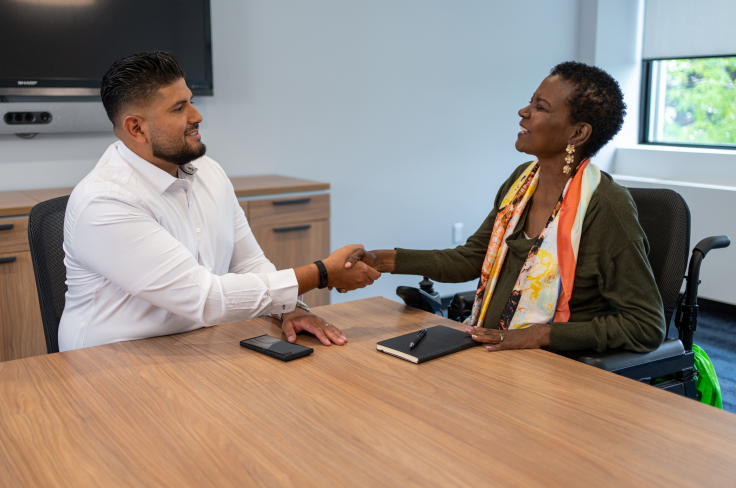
[189,106,203,125]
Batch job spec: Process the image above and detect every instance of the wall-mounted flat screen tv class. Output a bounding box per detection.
[0,0,213,97]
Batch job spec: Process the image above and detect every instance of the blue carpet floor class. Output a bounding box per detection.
[667,298,736,413]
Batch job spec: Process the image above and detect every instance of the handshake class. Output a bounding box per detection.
[317,245,397,293]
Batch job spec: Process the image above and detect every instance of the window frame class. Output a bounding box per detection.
[639,55,736,151]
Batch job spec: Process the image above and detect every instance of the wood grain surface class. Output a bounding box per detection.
[230,175,330,197]
[1,297,735,487]
[0,218,30,254]
[248,194,330,227]
[0,251,45,362]
[0,192,38,218]
[252,220,330,307]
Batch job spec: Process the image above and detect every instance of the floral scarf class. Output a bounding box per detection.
[465,158,600,329]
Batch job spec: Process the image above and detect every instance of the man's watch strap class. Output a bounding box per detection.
[314,260,328,289]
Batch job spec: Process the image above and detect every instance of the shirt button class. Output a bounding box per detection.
[208,266,212,272]
[196,228,201,233]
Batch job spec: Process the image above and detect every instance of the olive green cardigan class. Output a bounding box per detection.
[394,163,666,352]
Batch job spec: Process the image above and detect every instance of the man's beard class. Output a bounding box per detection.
[151,125,207,166]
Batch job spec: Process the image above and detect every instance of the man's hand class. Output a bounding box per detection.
[281,308,347,346]
[464,324,551,351]
[322,244,381,291]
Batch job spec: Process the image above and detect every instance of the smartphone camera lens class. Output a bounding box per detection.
[40,112,51,123]
[14,113,23,123]
[24,113,34,123]
[4,113,12,124]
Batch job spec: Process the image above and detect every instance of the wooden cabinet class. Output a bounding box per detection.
[0,176,330,362]
[247,194,330,227]
[0,252,45,361]
[0,218,31,254]
[0,218,46,361]
[243,194,330,307]
[252,220,330,307]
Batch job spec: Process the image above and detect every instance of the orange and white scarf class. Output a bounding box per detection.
[465,159,600,329]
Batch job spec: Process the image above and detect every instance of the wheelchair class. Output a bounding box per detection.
[396,188,730,400]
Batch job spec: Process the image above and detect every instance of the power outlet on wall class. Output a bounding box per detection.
[452,223,464,246]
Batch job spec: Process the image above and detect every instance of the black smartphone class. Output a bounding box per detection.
[240,335,314,362]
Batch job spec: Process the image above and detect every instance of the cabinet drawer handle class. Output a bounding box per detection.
[0,224,14,231]
[0,256,17,264]
[272,198,311,206]
[273,224,312,233]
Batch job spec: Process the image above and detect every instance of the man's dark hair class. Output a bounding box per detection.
[101,51,186,126]
[549,61,626,159]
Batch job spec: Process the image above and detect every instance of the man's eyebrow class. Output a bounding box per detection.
[170,99,189,109]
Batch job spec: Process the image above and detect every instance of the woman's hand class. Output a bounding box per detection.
[322,244,382,291]
[344,249,397,273]
[280,309,347,346]
[464,324,551,351]
[327,249,397,293]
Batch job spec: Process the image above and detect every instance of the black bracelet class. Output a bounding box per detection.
[314,260,328,289]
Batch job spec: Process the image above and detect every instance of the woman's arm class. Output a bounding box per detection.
[344,163,532,283]
[548,238,666,352]
[344,211,495,283]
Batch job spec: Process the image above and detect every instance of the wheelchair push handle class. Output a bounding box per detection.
[685,235,730,308]
[678,235,730,352]
[694,235,730,257]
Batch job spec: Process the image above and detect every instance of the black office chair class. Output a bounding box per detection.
[397,188,729,399]
[28,195,69,354]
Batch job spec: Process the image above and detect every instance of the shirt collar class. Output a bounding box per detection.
[116,141,183,195]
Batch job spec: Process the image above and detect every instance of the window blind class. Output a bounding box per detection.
[643,0,736,59]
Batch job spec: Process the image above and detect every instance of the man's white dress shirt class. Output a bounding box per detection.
[59,141,298,351]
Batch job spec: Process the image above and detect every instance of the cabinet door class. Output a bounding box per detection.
[251,220,330,307]
[0,251,46,361]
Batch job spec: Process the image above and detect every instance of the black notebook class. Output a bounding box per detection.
[376,325,480,364]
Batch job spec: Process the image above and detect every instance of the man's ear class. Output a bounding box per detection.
[570,123,592,149]
[121,115,149,144]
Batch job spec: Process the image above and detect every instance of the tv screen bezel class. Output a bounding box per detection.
[0,0,214,97]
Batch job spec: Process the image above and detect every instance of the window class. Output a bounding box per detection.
[641,56,736,149]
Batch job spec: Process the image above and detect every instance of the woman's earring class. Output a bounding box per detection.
[563,144,575,174]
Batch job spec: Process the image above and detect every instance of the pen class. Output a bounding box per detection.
[409,328,428,349]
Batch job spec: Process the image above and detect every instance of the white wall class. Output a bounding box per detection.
[585,0,736,305]
[0,0,581,303]
[576,0,645,173]
[612,174,736,305]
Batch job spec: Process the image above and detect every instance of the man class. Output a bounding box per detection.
[59,51,379,351]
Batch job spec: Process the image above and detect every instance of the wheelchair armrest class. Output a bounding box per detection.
[396,286,442,313]
[448,290,476,321]
[452,291,476,307]
[560,338,685,373]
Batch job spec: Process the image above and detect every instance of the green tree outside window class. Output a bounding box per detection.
[651,57,736,147]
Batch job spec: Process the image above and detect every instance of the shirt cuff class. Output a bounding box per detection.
[264,268,299,315]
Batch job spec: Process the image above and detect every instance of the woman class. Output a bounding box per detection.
[346,61,666,353]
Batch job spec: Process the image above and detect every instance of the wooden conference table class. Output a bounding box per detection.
[1,298,736,487]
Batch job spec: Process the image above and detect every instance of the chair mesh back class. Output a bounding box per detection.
[627,188,690,326]
[28,195,69,354]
